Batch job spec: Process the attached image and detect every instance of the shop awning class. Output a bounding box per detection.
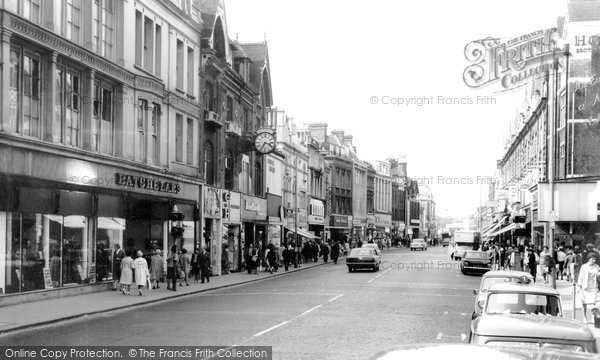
[482,216,508,237]
[489,223,516,237]
[285,227,319,239]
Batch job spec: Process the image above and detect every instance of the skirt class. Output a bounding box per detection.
[581,289,598,305]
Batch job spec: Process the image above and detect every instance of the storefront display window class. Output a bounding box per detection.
[0,212,93,295]
[96,217,125,282]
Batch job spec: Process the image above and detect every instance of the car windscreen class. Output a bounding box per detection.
[485,293,561,316]
[464,252,487,259]
[350,249,374,256]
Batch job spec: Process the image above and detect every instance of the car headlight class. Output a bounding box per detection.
[486,263,491,267]
[464,262,470,266]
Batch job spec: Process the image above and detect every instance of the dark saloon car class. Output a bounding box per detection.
[460,251,491,275]
[470,314,597,353]
[346,248,381,272]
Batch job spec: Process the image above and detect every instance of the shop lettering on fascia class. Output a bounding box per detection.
[222,191,241,224]
[242,196,267,220]
[115,173,181,194]
[331,215,351,228]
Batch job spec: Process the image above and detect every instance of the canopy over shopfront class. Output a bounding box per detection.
[285,227,319,240]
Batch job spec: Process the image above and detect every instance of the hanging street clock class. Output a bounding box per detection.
[254,128,276,154]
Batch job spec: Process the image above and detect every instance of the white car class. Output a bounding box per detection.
[410,238,428,251]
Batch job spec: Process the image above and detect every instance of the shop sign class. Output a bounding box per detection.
[43,268,54,289]
[352,217,366,227]
[331,215,349,227]
[242,196,267,220]
[398,222,406,231]
[463,28,559,91]
[375,214,392,227]
[204,187,221,219]
[115,173,181,194]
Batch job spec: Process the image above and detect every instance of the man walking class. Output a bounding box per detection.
[331,241,340,264]
[112,243,124,290]
[199,247,211,283]
[283,244,293,271]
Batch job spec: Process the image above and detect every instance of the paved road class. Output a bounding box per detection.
[0,246,481,359]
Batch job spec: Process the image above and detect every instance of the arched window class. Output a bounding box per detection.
[204,141,214,185]
[254,161,263,196]
[225,150,234,190]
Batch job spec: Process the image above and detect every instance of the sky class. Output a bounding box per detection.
[224,0,566,218]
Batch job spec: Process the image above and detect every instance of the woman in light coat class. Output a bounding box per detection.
[578,253,600,323]
[133,250,150,296]
[150,250,164,289]
[120,250,134,295]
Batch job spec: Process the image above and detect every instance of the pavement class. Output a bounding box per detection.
[0,260,326,335]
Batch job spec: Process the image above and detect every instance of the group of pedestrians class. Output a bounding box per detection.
[112,245,211,296]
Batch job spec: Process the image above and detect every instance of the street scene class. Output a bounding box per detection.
[1,0,600,359]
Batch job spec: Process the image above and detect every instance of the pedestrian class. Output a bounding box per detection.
[150,249,164,289]
[112,243,124,290]
[557,247,567,280]
[199,247,211,283]
[351,238,357,249]
[332,241,340,264]
[578,253,600,323]
[322,242,330,263]
[119,250,134,295]
[564,247,574,283]
[266,244,277,274]
[540,246,552,284]
[357,239,363,248]
[191,248,201,282]
[313,242,320,262]
[526,248,537,282]
[246,244,255,274]
[180,248,191,286]
[133,251,150,296]
[283,244,293,271]
[166,245,180,291]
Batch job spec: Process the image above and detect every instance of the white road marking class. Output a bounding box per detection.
[436,332,443,340]
[461,334,467,341]
[328,294,344,302]
[367,269,392,283]
[460,313,466,316]
[253,321,290,337]
[444,311,448,315]
[299,305,322,317]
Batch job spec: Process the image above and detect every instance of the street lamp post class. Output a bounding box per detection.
[170,205,185,249]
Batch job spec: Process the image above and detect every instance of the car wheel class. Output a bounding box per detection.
[375,264,380,271]
[471,312,477,320]
[348,267,352,272]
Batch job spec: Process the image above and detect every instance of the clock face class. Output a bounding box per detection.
[254,131,276,154]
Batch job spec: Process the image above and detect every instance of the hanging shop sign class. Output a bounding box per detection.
[204,187,221,219]
[115,173,181,194]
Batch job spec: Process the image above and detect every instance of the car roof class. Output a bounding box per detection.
[362,244,378,247]
[473,314,594,341]
[483,270,534,279]
[487,283,560,295]
[412,239,425,241]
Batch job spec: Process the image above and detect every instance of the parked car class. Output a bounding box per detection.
[369,344,600,360]
[472,270,534,319]
[480,283,563,317]
[410,238,428,251]
[347,247,381,272]
[470,314,597,353]
[460,251,491,275]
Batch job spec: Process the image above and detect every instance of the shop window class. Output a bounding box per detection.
[9,47,41,138]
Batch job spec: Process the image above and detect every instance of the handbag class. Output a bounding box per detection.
[251,255,258,262]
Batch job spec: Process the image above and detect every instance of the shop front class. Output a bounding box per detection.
[241,195,267,253]
[366,215,376,240]
[352,217,366,242]
[203,186,222,276]
[328,215,351,244]
[0,155,200,300]
[308,199,325,242]
[267,195,284,248]
[222,191,242,273]
[375,213,392,237]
